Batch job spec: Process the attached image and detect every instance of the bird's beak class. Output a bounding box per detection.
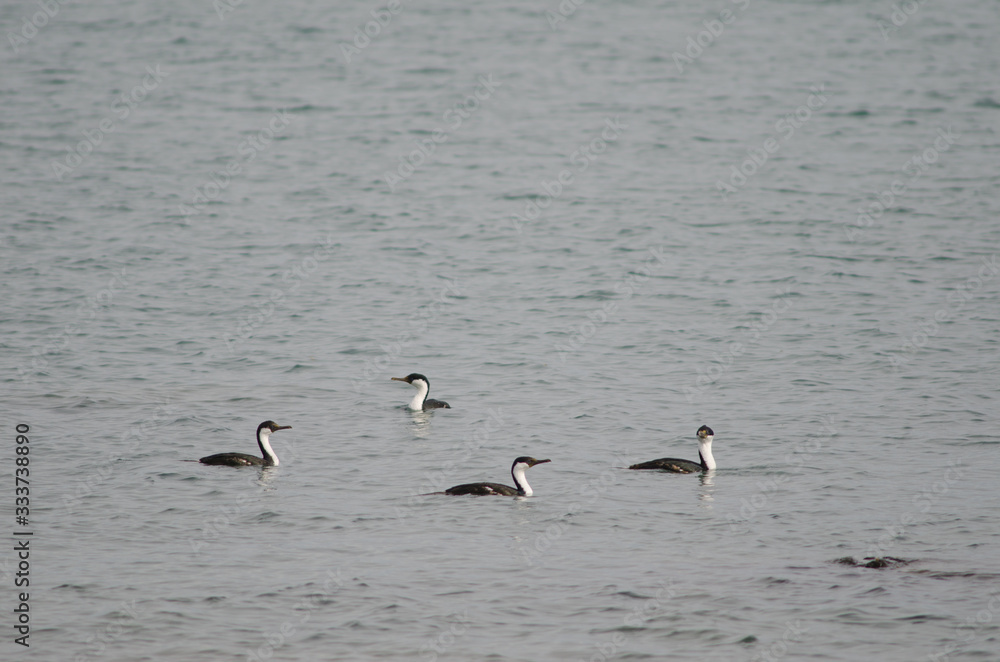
[276,425,292,431]
[390,377,406,382]
[533,459,551,466]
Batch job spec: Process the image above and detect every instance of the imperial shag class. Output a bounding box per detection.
[199,421,292,467]
[391,373,451,410]
[444,457,551,496]
[629,425,716,473]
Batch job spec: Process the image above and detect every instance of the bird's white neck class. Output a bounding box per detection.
[699,436,716,471]
[408,379,429,411]
[258,429,279,466]
[512,462,532,496]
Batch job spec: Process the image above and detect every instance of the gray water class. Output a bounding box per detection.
[3,0,1000,659]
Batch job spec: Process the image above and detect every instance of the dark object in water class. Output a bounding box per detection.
[834,556,911,569]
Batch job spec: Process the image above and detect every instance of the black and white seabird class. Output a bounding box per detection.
[444,457,551,496]
[199,421,292,467]
[391,373,451,410]
[629,425,716,473]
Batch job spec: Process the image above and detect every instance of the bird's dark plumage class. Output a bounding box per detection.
[199,452,267,467]
[627,457,705,473]
[445,482,521,496]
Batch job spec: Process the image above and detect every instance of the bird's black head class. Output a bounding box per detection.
[391,373,429,385]
[512,456,551,469]
[697,425,714,438]
[258,420,292,434]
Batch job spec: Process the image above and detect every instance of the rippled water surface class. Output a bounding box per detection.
[3,0,999,660]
